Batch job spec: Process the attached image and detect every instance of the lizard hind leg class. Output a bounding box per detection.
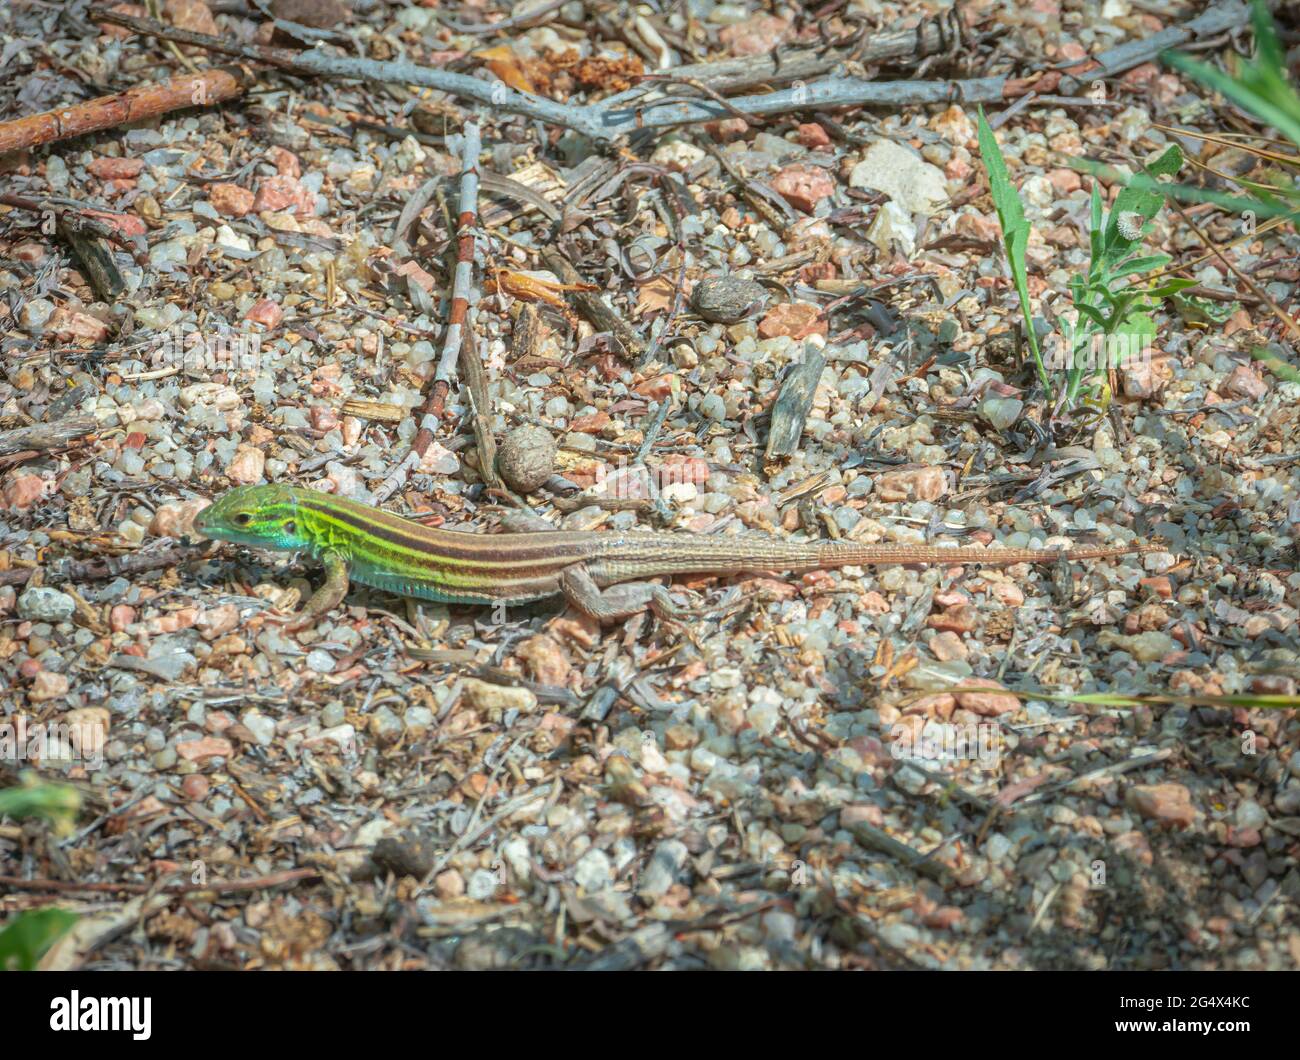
[558,563,699,623]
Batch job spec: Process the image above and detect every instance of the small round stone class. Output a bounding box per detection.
[181,774,209,801]
[497,425,557,493]
[689,275,769,324]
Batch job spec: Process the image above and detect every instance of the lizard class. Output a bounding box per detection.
[193,483,1158,631]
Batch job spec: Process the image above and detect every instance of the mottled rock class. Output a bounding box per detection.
[177,736,234,762]
[757,302,825,339]
[244,299,283,329]
[717,15,790,56]
[690,275,769,324]
[1127,783,1197,827]
[850,140,949,216]
[227,445,265,485]
[462,677,538,715]
[30,672,71,702]
[254,174,314,217]
[1224,363,1268,400]
[954,678,1020,716]
[88,157,143,180]
[209,182,254,217]
[770,164,835,214]
[18,587,75,623]
[165,0,218,36]
[877,466,946,502]
[796,122,831,149]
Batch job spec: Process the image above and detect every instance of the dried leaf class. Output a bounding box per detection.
[476,45,536,94]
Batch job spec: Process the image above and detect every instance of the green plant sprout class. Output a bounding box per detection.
[977,109,1191,414]
[1059,143,1194,408]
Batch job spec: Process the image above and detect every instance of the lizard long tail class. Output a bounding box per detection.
[590,534,1155,580]
[804,539,1156,571]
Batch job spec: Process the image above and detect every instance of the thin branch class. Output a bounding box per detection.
[601,0,1247,134]
[1052,0,1248,93]
[0,195,141,253]
[460,325,508,496]
[1156,171,1300,343]
[0,541,213,588]
[372,122,481,505]
[87,1,1250,141]
[599,13,969,106]
[0,66,246,154]
[89,6,610,140]
[541,247,646,360]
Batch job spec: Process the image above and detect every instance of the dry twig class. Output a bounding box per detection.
[373,123,481,504]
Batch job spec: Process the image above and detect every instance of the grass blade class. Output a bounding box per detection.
[977,107,1049,394]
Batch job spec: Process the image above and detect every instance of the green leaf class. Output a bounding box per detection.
[1173,292,1238,324]
[1108,291,1145,323]
[1144,277,1198,299]
[1166,51,1300,148]
[1251,345,1300,383]
[1117,310,1156,348]
[0,909,79,971]
[1069,157,1300,222]
[1251,0,1286,74]
[1108,253,1172,280]
[1092,289,1117,309]
[1074,303,1109,331]
[977,107,1049,393]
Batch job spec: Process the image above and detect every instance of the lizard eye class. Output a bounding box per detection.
[233,512,252,526]
[283,520,296,535]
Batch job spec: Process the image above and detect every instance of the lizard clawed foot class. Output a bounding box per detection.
[277,612,315,634]
[647,586,718,622]
[560,564,717,626]
[259,608,315,633]
[264,552,351,634]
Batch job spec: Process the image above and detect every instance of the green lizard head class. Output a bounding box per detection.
[194,484,308,552]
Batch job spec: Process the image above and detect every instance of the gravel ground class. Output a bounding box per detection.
[1,0,1299,970]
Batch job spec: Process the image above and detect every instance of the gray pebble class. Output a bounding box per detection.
[573,848,613,893]
[690,275,769,324]
[18,587,75,623]
[637,839,689,897]
[306,649,335,673]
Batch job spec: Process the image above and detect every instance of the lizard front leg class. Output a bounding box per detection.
[558,563,694,623]
[282,550,351,632]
